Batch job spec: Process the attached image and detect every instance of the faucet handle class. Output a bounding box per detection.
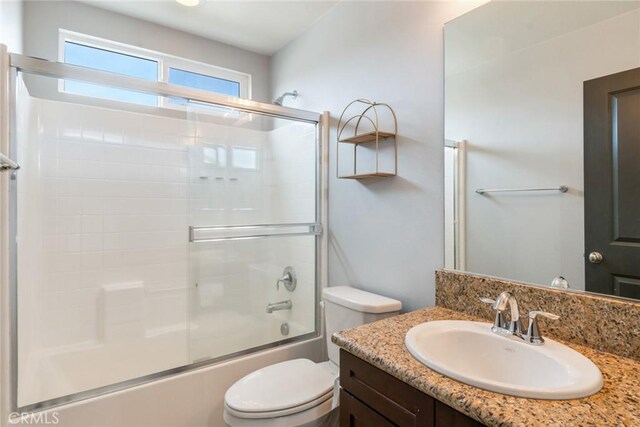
[528,311,560,321]
[480,297,499,311]
[480,297,506,331]
[525,311,559,345]
[276,267,297,291]
[277,274,290,290]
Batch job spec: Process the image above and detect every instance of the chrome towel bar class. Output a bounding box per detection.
[476,186,568,195]
[189,222,322,243]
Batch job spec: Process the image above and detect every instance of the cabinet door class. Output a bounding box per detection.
[339,350,487,427]
[340,350,435,426]
[435,401,484,427]
[340,390,395,427]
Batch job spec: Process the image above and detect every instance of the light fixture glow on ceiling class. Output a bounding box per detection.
[176,0,200,7]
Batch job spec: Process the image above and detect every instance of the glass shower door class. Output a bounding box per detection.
[187,106,319,363]
[14,75,193,408]
[11,55,322,411]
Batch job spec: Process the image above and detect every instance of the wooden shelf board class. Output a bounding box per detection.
[339,172,396,179]
[338,131,395,144]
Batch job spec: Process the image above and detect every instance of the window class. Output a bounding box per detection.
[59,30,251,106]
[232,147,258,170]
[63,42,158,105]
[169,68,240,97]
[202,145,227,168]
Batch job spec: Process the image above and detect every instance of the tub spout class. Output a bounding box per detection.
[266,300,292,314]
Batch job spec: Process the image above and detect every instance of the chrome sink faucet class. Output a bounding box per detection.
[481,291,559,345]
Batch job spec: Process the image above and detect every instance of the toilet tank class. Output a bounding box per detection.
[322,286,402,365]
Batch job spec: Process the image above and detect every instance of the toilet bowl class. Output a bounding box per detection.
[223,286,402,427]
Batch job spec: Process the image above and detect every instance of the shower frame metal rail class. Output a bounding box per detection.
[9,53,320,123]
[3,50,327,414]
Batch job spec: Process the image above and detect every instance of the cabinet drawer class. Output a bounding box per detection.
[340,349,434,427]
[340,390,395,427]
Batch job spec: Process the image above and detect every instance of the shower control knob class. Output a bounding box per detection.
[276,266,297,292]
[588,252,603,264]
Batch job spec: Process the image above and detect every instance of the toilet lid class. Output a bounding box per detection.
[225,359,336,414]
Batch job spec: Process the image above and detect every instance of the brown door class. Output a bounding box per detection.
[584,67,640,299]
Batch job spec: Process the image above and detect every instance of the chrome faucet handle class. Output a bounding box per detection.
[479,297,506,331]
[277,274,290,290]
[525,311,560,345]
[276,267,297,291]
[529,311,560,321]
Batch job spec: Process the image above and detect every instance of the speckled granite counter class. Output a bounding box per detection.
[333,306,640,427]
[436,270,640,360]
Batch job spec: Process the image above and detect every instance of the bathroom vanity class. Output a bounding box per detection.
[335,271,640,426]
[340,349,480,426]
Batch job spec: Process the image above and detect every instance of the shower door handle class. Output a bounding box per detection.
[0,153,20,171]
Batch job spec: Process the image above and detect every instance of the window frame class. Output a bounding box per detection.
[58,29,252,106]
[231,145,260,171]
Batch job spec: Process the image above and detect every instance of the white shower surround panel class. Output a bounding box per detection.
[15,87,318,408]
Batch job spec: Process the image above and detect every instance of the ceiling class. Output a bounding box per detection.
[77,0,339,55]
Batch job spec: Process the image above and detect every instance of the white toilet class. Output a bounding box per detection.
[223,286,402,427]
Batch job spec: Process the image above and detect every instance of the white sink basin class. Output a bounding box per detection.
[405,320,603,399]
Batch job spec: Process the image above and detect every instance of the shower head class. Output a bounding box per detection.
[273,90,298,106]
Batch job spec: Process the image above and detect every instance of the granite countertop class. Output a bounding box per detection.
[332,306,640,427]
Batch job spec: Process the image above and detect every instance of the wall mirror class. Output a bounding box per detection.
[444,1,640,299]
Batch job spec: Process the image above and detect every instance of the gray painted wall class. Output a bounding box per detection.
[271,1,482,311]
[22,1,271,103]
[0,0,23,53]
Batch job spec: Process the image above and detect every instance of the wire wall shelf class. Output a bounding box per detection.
[336,99,398,179]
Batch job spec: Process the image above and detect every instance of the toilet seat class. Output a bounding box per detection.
[224,359,338,420]
[225,390,333,419]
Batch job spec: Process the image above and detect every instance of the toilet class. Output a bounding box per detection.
[223,286,402,427]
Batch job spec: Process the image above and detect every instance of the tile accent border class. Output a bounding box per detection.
[436,270,640,360]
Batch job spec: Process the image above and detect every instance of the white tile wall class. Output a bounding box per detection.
[17,95,319,407]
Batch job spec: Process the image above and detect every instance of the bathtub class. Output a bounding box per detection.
[19,311,313,409]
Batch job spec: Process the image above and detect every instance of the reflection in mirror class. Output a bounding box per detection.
[444,1,640,299]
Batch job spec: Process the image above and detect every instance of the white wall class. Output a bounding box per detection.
[446,8,640,289]
[271,1,482,311]
[0,0,23,53]
[22,1,271,103]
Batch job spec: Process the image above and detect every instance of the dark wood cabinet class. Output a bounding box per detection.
[340,350,484,427]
